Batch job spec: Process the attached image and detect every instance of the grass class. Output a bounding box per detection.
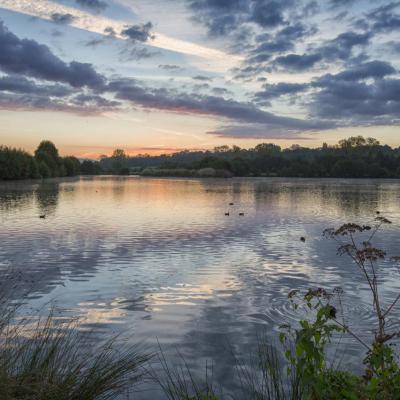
[0,301,151,400]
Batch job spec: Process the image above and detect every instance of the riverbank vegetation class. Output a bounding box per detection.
[2,136,400,180]
[0,141,102,180]
[1,216,399,399]
[100,136,400,178]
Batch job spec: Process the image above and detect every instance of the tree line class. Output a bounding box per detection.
[0,141,102,180]
[100,136,400,178]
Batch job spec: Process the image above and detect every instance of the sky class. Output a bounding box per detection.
[0,0,399,158]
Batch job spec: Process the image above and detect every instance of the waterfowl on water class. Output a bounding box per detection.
[300,237,306,242]
[39,215,46,219]
[239,212,244,216]
[229,202,234,205]
[225,212,230,216]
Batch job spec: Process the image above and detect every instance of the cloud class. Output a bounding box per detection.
[250,0,291,28]
[317,31,371,61]
[50,13,76,25]
[185,0,292,36]
[268,30,370,72]
[120,22,154,42]
[192,75,213,81]
[314,61,396,83]
[75,0,108,12]
[254,82,309,104]
[158,64,183,71]
[274,53,322,71]
[70,93,120,108]
[108,78,333,133]
[309,62,400,123]
[329,0,357,8]
[0,75,74,97]
[118,45,159,61]
[0,91,114,115]
[212,87,233,96]
[206,124,315,139]
[0,21,105,89]
[358,2,400,34]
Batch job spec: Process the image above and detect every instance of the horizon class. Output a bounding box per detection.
[0,1,399,158]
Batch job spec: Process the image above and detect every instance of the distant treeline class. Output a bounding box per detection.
[100,136,400,178]
[0,141,102,180]
[3,136,400,181]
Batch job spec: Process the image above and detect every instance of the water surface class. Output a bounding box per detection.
[1,176,400,398]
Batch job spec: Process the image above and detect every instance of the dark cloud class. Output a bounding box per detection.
[121,22,154,42]
[309,62,400,123]
[314,61,396,84]
[108,78,333,133]
[318,31,371,61]
[250,0,291,28]
[118,46,159,61]
[254,82,309,104]
[50,13,76,25]
[247,22,316,66]
[70,93,120,108]
[104,26,117,37]
[212,87,233,96]
[267,30,370,72]
[0,75,74,97]
[0,21,105,89]
[192,75,214,81]
[274,53,322,71]
[358,2,400,33]
[84,38,106,47]
[186,0,247,36]
[185,0,292,36]
[75,0,108,12]
[0,91,113,115]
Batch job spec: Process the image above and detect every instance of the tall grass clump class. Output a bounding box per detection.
[0,296,151,400]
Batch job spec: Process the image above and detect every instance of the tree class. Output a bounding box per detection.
[34,140,63,177]
[112,149,127,158]
[213,145,230,153]
[339,136,367,148]
[63,156,81,177]
[255,143,281,155]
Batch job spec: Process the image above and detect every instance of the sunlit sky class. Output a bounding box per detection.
[0,0,399,158]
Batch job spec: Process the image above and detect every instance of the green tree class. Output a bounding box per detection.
[34,140,63,177]
[63,156,81,177]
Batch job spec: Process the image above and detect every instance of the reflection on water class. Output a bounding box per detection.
[1,176,400,398]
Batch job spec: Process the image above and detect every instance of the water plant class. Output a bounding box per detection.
[0,303,151,400]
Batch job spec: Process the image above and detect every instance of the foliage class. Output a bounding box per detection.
[0,300,151,400]
[80,160,102,175]
[100,136,400,178]
[0,141,102,180]
[0,146,40,180]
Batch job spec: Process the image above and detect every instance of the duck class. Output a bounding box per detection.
[39,215,46,219]
[239,212,244,216]
[300,236,306,242]
[229,202,234,205]
[225,212,230,216]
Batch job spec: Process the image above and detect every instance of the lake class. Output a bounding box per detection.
[1,176,400,398]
